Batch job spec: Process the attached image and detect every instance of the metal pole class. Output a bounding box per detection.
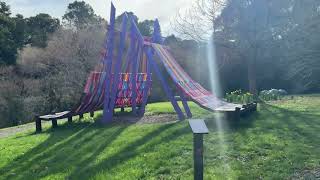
[194,134,204,180]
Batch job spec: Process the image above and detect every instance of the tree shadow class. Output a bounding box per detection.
[259,103,320,142]
[203,111,259,133]
[0,117,189,180]
[203,102,320,178]
[0,120,129,180]
[67,122,189,179]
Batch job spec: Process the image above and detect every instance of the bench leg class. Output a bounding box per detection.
[226,108,241,121]
[68,116,72,123]
[52,119,58,128]
[35,116,42,133]
[90,111,94,118]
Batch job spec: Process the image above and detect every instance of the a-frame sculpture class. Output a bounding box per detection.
[100,3,191,123]
[35,3,257,132]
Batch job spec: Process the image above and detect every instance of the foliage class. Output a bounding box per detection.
[0,2,60,65]
[0,1,10,16]
[0,96,319,179]
[63,1,100,30]
[0,24,105,128]
[0,2,19,65]
[225,90,254,104]
[12,14,27,48]
[0,68,25,127]
[259,89,288,101]
[116,12,154,36]
[20,25,104,112]
[137,20,155,36]
[26,13,60,47]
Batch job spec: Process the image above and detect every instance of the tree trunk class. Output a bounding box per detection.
[248,60,257,95]
[247,48,258,96]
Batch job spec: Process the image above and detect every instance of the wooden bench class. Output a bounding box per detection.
[35,111,95,133]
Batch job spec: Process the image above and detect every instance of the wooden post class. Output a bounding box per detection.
[242,104,248,116]
[188,119,209,180]
[235,107,241,121]
[68,116,72,123]
[102,3,116,123]
[128,19,142,116]
[194,134,204,180]
[179,93,192,118]
[90,111,94,117]
[130,39,140,115]
[107,13,128,120]
[146,49,185,120]
[253,103,257,112]
[138,49,152,116]
[52,119,58,128]
[35,116,42,133]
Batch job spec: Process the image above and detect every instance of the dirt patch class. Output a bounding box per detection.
[112,114,178,124]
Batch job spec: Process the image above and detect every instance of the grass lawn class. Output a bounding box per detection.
[0,95,319,179]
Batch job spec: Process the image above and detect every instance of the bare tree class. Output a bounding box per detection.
[173,0,226,41]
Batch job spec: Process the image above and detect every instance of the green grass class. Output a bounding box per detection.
[0,96,319,179]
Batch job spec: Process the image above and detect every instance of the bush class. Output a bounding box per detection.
[225,89,254,104]
[259,89,288,101]
[0,24,106,128]
[0,76,26,127]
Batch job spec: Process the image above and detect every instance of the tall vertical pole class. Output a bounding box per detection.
[194,134,204,180]
[129,17,144,115]
[102,3,116,123]
[138,47,152,116]
[107,13,128,120]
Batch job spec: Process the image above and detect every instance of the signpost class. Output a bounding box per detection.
[188,119,209,180]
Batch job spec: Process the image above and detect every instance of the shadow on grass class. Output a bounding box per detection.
[203,102,320,179]
[0,116,189,179]
[0,119,128,180]
[203,111,259,133]
[67,122,190,180]
[259,103,320,142]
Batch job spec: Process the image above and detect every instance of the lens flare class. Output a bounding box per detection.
[206,34,231,175]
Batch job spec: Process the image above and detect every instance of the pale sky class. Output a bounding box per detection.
[4,0,196,35]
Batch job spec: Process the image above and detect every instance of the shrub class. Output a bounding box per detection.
[259,89,288,101]
[225,90,254,104]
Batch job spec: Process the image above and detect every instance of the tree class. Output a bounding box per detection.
[63,1,100,30]
[138,20,154,36]
[116,12,138,26]
[116,12,154,36]
[0,1,10,16]
[282,0,320,92]
[12,14,27,48]
[26,13,60,47]
[214,0,320,94]
[174,0,318,94]
[174,0,226,41]
[0,1,18,65]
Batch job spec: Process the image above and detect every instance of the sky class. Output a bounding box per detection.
[4,0,196,35]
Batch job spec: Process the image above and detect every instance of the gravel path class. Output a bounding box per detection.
[0,121,55,139]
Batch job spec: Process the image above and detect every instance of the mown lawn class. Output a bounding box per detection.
[0,95,319,179]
